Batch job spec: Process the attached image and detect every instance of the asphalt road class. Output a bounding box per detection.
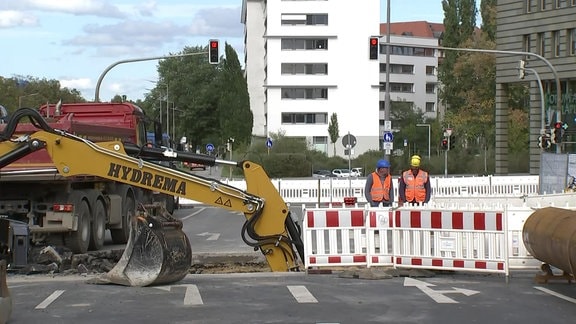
[7,269,576,324]
[6,204,576,323]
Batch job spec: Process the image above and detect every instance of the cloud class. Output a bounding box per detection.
[60,77,92,90]
[0,11,38,28]
[0,0,125,18]
[136,0,157,17]
[63,20,183,56]
[187,7,243,37]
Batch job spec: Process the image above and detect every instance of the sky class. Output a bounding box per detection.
[0,0,448,102]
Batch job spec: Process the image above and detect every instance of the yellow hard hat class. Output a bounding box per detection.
[410,155,421,167]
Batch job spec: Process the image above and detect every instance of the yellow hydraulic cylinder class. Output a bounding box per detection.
[522,207,576,275]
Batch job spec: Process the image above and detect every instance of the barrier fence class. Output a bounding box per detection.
[217,175,540,205]
[302,205,550,276]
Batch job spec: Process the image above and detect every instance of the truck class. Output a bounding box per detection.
[0,102,178,254]
[0,107,304,287]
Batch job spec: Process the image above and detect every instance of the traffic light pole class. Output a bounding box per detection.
[94,52,207,102]
[385,42,563,153]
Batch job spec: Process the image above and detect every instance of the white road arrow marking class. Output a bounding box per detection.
[155,284,203,305]
[35,290,65,309]
[403,277,479,304]
[197,232,220,240]
[288,285,318,303]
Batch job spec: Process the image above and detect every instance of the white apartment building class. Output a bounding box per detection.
[378,22,443,148]
[241,0,381,156]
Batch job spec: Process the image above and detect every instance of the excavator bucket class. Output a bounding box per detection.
[0,259,12,324]
[89,204,191,287]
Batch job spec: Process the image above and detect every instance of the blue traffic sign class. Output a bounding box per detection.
[206,143,214,152]
[266,138,273,148]
[383,131,394,142]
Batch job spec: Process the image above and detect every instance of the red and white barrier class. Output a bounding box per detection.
[391,209,508,274]
[303,206,511,276]
[303,208,367,268]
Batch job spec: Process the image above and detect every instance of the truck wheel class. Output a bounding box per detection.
[110,194,134,244]
[66,200,91,253]
[89,199,106,251]
[164,194,176,214]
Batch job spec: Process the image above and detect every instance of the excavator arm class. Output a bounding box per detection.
[0,108,303,287]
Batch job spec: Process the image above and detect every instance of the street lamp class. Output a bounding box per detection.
[416,123,431,160]
[18,92,40,108]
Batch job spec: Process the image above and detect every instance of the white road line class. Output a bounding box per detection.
[288,285,318,303]
[534,286,576,304]
[181,207,206,220]
[35,290,65,309]
[183,284,203,306]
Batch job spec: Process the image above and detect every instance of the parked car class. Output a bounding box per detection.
[332,168,351,177]
[313,169,335,178]
[184,161,207,171]
[351,167,363,177]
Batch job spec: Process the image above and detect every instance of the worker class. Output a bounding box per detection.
[364,159,394,207]
[398,155,431,206]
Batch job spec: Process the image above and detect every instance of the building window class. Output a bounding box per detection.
[426,66,436,75]
[541,0,547,10]
[526,0,533,12]
[281,63,328,75]
[569,28,576,55]
[281,113,328,124]
[281,14,328,25]
[523,34,532,60]
[312,136,328,154]
[379,64,414,74]
[552,30,560,57]
[538,32,545,56]
[382,45,435,57]
[426,83,436,94]
[390,83,413,93]
[425,102,436,112]
[281,87,328,99]
[281,38,329,50]
[555,0,563,8]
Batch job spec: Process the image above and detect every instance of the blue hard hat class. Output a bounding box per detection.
[376,159,390,168]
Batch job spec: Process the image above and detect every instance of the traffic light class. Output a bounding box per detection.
[209,39,219,64]
[518,59,526,79]
[369,37,379,60]
[449,135,455,150]
[441,137,448,150]
[552,122,563,144]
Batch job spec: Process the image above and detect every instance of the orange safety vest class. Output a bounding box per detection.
[370,172,391,202]
[402,170,428,202]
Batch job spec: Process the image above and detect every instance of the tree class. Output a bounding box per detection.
[218,43,253,146]
[328,113,339,156]
[156,46,220,152]
[480,0,496,42]
[439,0,478,112]
[0,76,85,112]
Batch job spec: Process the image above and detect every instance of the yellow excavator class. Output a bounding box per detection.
[0,108,304,320]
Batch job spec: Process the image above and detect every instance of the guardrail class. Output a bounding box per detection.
[216,175,540,205]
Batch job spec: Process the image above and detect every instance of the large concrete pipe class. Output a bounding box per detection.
[522,207,576,275]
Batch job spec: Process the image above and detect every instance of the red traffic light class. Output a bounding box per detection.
[370,38,378,45]
[554,122,562,129]
[208,39,219,64]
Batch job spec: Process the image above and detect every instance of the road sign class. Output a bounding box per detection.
[384,120,392,131]
[445,128,453,137]
[383,142,393,150]
[383,131,394,142]
[342,134,357,148]
[206,143,214,152]
[265,138,273,148]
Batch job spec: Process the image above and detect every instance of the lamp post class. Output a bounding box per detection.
[416,123,431,160]
[18,92,40,108]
